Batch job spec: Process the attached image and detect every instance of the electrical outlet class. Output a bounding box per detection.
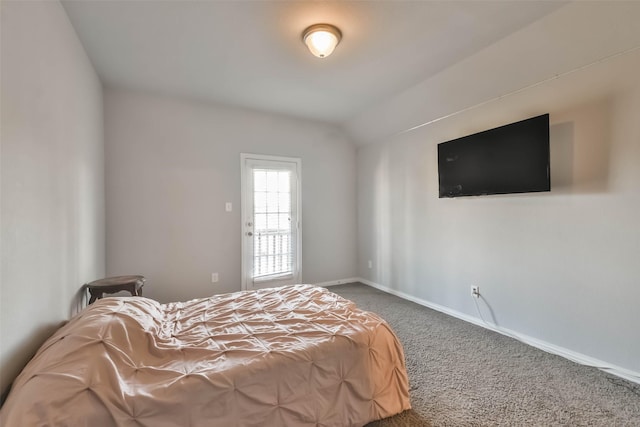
[211,273,219,283]
[471,286,480,298]
[368,260,372,269]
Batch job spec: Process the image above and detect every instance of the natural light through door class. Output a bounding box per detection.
[241,154,301,290]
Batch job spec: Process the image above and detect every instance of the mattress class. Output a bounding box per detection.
[1,284,411,426]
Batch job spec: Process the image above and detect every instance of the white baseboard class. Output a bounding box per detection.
[357,277,640,385]
[314,277,360,287]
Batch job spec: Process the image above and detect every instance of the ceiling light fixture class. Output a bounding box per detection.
[302,24,342,58]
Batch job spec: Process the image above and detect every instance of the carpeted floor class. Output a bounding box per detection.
[330,283,640,427]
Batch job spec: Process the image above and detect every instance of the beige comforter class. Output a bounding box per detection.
[1,284,410,426]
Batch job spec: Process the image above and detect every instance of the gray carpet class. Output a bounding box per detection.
[330,283,640,426]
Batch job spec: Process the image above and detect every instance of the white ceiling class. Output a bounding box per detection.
[61,1,564,125]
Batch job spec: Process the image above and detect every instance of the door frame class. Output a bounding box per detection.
[240,153,302,291]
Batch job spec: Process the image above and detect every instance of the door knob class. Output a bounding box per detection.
[247,232,253,236]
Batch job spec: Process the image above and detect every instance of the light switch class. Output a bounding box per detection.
[225,202,232,212]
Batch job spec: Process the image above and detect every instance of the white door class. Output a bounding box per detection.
[241,154,301,290]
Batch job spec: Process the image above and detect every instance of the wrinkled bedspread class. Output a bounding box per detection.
[1,284,410,426]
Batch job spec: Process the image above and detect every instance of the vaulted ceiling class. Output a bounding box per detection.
[61,1,564,127]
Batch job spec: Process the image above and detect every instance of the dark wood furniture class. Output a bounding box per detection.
[86,275,146,304]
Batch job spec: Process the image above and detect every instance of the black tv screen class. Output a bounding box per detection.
[438,114,550,198]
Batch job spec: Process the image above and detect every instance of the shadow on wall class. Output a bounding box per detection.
[550,96,613,194]
[69,285,88,317]
[0,322,65,407]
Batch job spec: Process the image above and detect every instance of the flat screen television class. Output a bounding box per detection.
[438,114,550,198]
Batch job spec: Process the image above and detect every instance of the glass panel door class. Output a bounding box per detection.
[241,155,301,290]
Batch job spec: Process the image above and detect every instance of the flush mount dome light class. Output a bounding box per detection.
[302,24,342,58]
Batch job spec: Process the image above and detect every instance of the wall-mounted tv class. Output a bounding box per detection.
[438,114,550,198]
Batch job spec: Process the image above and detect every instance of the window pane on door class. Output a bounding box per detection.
[253,169,293,280]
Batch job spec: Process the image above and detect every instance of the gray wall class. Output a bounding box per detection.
[105,89,357,303]
[356,48,640,375]
[1,1,105,395]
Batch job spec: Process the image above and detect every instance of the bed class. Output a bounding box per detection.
[1,284,411,426]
